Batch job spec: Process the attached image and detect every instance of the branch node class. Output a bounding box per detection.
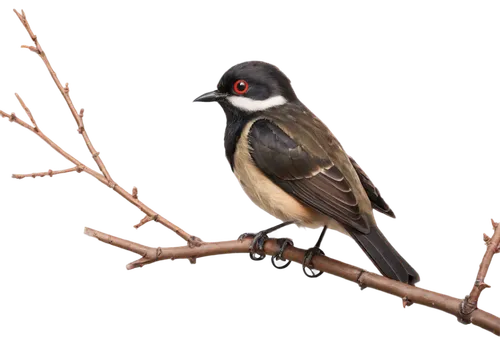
[144,246,162,261]
[63,81,71,94]
[458,295,475,324]
[34,41,45,55]
[473,279,491,292]
[402,296,413,308]
[77,126,84,134]
[76,165,85,173]
[79,108,84,118]
[21,44,40,54]
[134,214,156,229]
[356,270,367,290]
[107,180,116,189]
[188,236,203,248]
[48,169,53,177]
[92,152,100,158]
[132,187,138,199]
[9,112,17,122]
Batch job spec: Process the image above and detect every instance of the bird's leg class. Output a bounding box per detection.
[247,221,293,262]
[271,238,295,269]
[302,225,327,278]
[251,221,293,252]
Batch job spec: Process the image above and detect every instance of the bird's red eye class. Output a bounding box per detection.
[233,80,249,94]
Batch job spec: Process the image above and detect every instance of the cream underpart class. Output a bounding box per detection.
[233,120,348,234]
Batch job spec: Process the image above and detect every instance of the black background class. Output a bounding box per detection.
[0,0,499,344]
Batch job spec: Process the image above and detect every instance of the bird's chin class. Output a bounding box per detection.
[217,99,233,115]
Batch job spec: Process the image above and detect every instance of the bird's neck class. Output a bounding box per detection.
[222,106,254,171]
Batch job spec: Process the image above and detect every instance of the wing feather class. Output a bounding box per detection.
[248,119,370,233]
[349,156,396,218]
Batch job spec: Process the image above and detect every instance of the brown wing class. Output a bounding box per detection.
[248,119,370,234]
[349,156,395,218]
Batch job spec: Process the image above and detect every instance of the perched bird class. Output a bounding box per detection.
[194,61,419,284]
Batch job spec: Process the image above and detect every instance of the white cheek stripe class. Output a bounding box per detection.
[227,95,287,112]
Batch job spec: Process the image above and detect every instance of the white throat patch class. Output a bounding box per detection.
[227,95,287,112]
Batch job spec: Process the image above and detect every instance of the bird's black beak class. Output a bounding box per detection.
[193,90,227,103]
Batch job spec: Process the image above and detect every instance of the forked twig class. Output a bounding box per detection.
[2,9,199,246]
[14,9,111,182]
[459,219,500,321]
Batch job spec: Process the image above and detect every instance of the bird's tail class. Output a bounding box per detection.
[347,226,420,285]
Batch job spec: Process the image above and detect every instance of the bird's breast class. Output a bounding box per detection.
[233,120,342,231]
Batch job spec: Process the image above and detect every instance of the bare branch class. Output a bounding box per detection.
[130,215,158,230]
[13,9,112,182]
[0,9,201,245]
[2,100,197,243]
[460,220,500,321]
[84,227,500,336]
[14,91,41,133]
[10,166,83,181]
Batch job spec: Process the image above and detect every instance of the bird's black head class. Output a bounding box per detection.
[194,61,298,113]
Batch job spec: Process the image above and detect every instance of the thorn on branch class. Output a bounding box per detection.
[3,113,20,124]
[129,185,139,199]
[63,81,72,94]
[76,165,85,173]
[481,230,492,245]
[134,214,158,229]
[402,296,413,308]
[22,45,38,52]
[356,270,367,290]
[481,217,500,256]
[460,279,491,318]
[76,125,85,136]
[79,108,84,118]
[186,256,200,267]
[475,280,491,293]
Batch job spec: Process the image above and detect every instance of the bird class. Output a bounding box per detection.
[194,61,419,284]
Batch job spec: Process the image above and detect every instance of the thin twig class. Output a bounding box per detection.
[15,93,38,130]
[459,219,500,321]
[1,10,198,246]
[14,9,112,182]
[2,97,198,244]
[10,166,83,181]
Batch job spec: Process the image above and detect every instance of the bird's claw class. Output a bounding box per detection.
[246,231,269,261]
[251,232,269,251]
[302,246,325,278]
[304,246,324,265]
[238,232,252,241]
[248,252,267,264]
[271,238,294,269]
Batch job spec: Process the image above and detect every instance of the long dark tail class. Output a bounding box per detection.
[347,226,420,285]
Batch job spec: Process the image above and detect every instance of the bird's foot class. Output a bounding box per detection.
[271,238,294,269]
[239,221,295,262]
[238,232,252,241]
[246,233,273,263]
[302,246,325,278]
